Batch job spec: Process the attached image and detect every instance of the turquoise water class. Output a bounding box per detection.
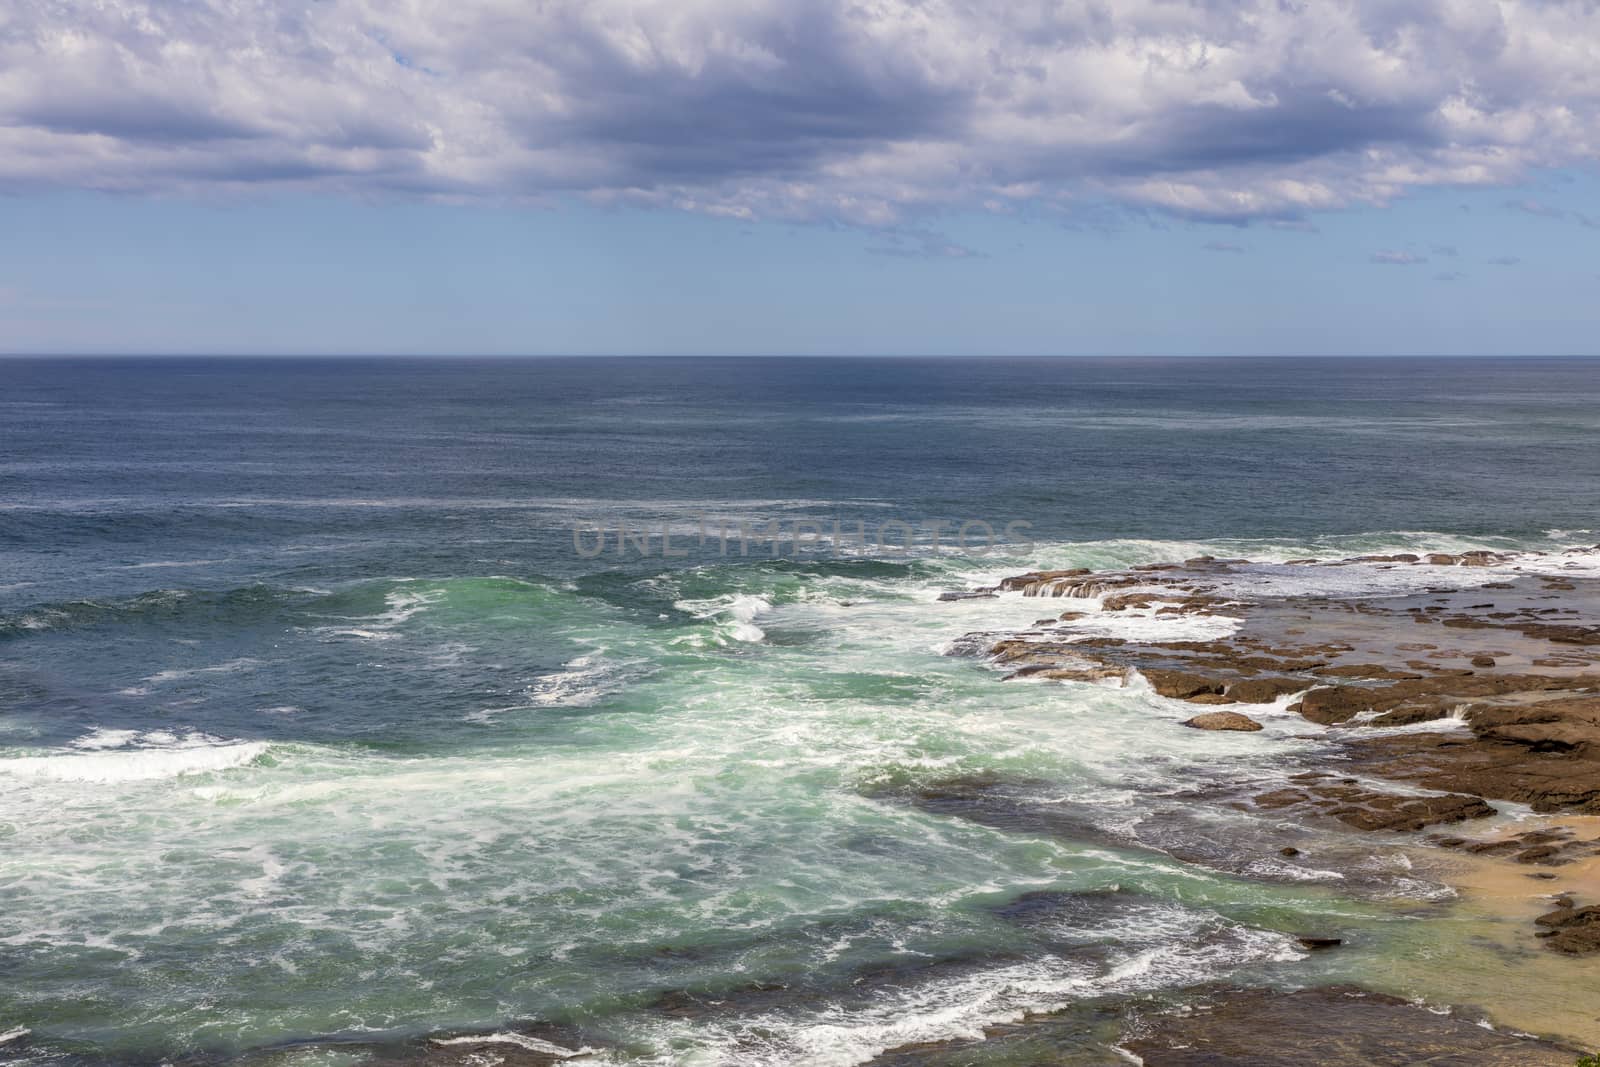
[2,357,1599,1063]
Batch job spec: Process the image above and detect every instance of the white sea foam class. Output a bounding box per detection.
[470,650,650,721]
[1242,858,1346,882]
[526,654,626,706]
[430,1032,595,1058]
[0,1027,29,1046]
[616,920,1303,1067]
[673,593,773,644]
[118,657,262,695]
[0,732,269,783]
[69,728,142,750]
[945,531,1593,592]
[310,583,446,641]
[1055,605,1244,643]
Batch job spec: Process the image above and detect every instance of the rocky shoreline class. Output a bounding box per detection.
[927,546,1600,1061]
[973,552,1600,899]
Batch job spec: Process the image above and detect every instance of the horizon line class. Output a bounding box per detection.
[4,352,1600,361]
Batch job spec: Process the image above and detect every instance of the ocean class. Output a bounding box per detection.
[2,355,1599,1065]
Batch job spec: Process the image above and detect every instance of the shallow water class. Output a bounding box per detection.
[2,357,1599,1063]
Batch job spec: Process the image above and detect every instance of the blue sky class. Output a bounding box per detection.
[2,0,1598,356]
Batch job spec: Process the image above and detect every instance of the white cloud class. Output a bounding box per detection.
[2,0,1597,225]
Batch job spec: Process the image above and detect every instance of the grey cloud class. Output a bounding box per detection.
[865,230,982,259]
[1,0,1598,224]
[1508,198,1566,219]
[1508,199,1600,229]
[10,96,263,144]
[1371,250,1426,264]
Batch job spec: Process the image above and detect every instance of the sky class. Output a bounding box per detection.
[1,0,1597,356]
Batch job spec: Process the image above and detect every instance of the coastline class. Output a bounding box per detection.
[1393,815,1600,1043]
[951,546,1600,1057]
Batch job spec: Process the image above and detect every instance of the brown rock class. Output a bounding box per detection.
[1122,986,1579,1066]
[1024,665,1128,684]
[1101,592,1156,611]
[1141,669,1225,700]
[1315,663,1425,680]
[1515,845,1562,864]
[1520,622,1600,645]
[1329,791,1496,832]
[1468,697,1600,754]
[1349,730,1600,814]
[1294,685,1389,724]
[996,568,1090,591]
[1296,935,1343,950]
[1367,701,1453,727]
[1533,903,1600,954]
[1183,711,1264,732]
[1253,783,1494,831]
[1225,677,1306,704]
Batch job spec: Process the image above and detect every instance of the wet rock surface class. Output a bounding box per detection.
[951,550,1600,819]
[920,549,1600,1050]
[1183,710,1264,731]
[870,770,1428,895]
[203,1024,599,1067]
[1534,900,1600,955]
[1253,774,1496,832]
[1123,986,1582,1066]
[1427,824,1600,866]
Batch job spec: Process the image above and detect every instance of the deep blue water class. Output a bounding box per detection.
[4,356,1598,598]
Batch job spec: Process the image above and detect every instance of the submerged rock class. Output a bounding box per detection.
[1534,902,1600,955]
[1426,825,1600,867]
[238,1024,601,1067]
[1295,935,1343,950]
[1123,986,1581,1066]
[1254,781,1494,832]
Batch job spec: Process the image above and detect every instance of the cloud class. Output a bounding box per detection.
[1432,244,1459,257]
[865,230,982,259]
[1371,250,1426,265]
[1202,241,1247,253]
[2,0,1599,226]
[1508,198,1600,229]
[1434,270,1466,281]
[1508,198,1566,219]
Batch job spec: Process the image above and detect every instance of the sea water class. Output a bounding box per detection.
[2,356,1599,1063]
